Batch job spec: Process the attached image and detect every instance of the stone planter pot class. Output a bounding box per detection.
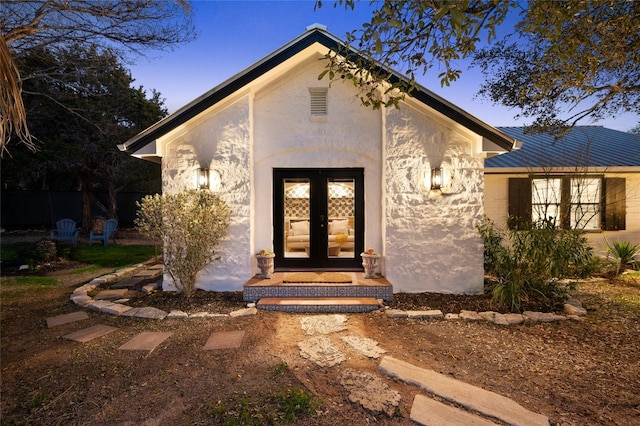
[361,253,381,278]
[256,254,275,279]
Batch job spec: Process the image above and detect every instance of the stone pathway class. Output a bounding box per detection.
[46,311,89,328]
[62,324,118,343]
[50,262,579,423]
[293,314,550,425]
[203,330,245,350]
[117,331,173,351]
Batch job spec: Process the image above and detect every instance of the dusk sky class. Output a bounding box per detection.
[129,0,637,133]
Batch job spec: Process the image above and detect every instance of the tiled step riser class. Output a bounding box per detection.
[257,304,380,313]
[244,285,393,302]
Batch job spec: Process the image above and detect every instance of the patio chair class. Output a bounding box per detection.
[50,218,79,247]
[89,219,118,246]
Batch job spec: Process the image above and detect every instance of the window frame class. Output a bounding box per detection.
[508,175,625,231]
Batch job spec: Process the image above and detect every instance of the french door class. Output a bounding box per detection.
[273,168,364,270]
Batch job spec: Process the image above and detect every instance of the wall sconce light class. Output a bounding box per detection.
[430,167,443,190]
[197,168,209,190]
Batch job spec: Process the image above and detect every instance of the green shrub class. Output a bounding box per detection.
[478,217,593,312]
[135,190,230,298]
[35,239,57,262]
[604,239,640,276]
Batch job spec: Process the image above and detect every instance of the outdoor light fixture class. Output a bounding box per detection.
[431,167,443,190]
[198,168,210,190]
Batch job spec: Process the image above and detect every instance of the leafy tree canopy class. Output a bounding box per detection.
[317,0,639,134]
[1,45,167,227]
[1,0,194,155]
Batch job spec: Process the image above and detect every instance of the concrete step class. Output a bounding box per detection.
[379,356,550,426]
[244,272,393,302]
[410,394,498,426]
[256,297,381,313]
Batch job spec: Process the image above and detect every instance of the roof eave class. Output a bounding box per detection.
[120,27,518,154]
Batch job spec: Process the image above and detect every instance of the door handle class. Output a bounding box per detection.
[320,215,325,227]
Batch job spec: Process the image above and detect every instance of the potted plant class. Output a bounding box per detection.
[256,248,275,279]
[360,248,381,278]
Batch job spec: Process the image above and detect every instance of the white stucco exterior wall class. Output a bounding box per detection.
[383,103,486,294]
[151,44,491,294]
[159,96,252,291]
[252,57,383,264]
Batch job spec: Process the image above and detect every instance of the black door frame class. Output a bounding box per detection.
[273,168,364,270]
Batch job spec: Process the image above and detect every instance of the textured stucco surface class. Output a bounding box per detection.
[160,97,252,291]
[383,104,485,293]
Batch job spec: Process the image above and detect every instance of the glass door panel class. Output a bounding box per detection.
[283,179,310,259]
[327,179,356,259]
[273,168,363,270]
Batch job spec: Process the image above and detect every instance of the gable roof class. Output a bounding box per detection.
[485,126,640,168]
[119,25,517,156]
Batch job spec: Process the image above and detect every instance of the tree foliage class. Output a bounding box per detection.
[0,0,194,155]
[1,45,166,228]
[316,0,512,109]
[135,191,231,298]
[474,1,640,135]
[317,0,639,132]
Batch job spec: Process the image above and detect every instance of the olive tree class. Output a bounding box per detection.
[135,190,231,298]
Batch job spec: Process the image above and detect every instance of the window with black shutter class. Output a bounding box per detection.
[507,176,625,231]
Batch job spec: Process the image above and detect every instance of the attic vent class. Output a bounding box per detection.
[309,89,328,116]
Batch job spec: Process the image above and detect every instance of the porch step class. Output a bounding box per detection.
[243,272,393,302]
[256,297,381,313]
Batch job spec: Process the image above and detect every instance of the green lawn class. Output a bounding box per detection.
[69,245,157,268]
[1,241,157,270]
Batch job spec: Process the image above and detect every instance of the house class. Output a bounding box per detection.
[484,126,640,252]
[119,24,516,295]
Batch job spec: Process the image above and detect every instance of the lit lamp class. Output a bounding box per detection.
[430,167,443,190]
[197,168,209,190]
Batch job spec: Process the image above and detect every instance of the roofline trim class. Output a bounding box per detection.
[120,27,516,154]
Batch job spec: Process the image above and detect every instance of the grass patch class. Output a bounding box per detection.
[207,387,320,425]
[2,276,57,287]
[0,276,58,303]
[71,265,103,275]
[0,242,37,262]
[69,245,156,268]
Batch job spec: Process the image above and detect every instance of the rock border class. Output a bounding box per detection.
[382,296,587,325]
[70,259,256,319]
[71,260,586,323]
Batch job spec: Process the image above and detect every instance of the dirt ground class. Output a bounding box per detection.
[1,236,639,425]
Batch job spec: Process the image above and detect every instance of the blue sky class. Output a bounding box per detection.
[129,0,637,132]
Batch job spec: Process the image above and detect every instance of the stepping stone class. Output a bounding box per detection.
[203,330,245,350]
[411,394,497,426]
[111,277,144,289]
[298,335,345,367]
[340,368,400,416]
[62,324,118,343]
[134,269,159,277]
[300,314,347,335]
[379,356,550,426]
[117,331,173,351]
[46,311,89,328]
[94,289,129,300]
[121,306,167,319]
[341,335,386,359]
